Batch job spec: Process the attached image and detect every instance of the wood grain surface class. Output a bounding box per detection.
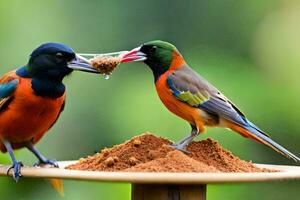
[0,161,300,184]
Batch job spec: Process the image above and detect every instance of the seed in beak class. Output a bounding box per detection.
[90,56,122,76]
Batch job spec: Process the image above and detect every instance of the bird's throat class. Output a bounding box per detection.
[31,77,65,98]
[17,66,65,98]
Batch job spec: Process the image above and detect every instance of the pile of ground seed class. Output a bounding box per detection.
[126,150,219,172]
[90,56,121,75]
[66,133,275,173]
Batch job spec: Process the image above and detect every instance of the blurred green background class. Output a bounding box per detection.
[0,0,300,199]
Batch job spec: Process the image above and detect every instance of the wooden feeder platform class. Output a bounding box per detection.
[1,161,300,200]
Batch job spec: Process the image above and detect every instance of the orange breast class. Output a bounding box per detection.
[0,76,65,151]
[155,71,205,132]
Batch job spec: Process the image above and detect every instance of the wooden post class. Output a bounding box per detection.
[131,184,206,200]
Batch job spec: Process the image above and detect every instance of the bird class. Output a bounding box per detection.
[120,40,300,161]
[0,42,100,181]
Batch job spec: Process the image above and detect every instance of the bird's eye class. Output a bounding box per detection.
[149,46,157,54]
[56,52,63,58]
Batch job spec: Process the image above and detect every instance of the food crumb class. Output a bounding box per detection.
[104,157,115,167]
[133,139,142,147]
[129,157,138,166]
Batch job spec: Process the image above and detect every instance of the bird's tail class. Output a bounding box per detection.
[226,120,300,162]
[48,178,64,196]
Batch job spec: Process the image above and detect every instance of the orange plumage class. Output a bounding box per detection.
[0,71,65,152]
[155,60,206,133]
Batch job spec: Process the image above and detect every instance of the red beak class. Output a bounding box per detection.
[121,47,147,63]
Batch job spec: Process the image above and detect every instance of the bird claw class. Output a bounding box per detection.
[6,161,23,182]
[168,144,191,154]
[34,159,58,168]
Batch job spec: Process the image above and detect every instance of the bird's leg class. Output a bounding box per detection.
[170,125,199,153]
[25,142,58,167]
[3,140,23,182]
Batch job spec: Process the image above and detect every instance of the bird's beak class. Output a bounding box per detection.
[120,47,147,63]
[68,54,100,73]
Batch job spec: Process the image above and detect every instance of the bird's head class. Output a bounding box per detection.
[121,40,185,80]
[26,42,99,79]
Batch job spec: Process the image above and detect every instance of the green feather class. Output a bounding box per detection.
[178,91,209,107]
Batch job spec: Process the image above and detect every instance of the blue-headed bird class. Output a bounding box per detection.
[0,43,100,181]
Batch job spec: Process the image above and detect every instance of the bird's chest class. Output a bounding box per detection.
[0,78,65,142]
[15,78,64,115]
[155,74,200,124]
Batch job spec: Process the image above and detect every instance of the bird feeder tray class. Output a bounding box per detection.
[1,161,300,200]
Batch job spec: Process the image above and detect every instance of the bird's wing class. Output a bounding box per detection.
[167,65,249,127]
[168,66,299,160]
[0,71,19,111]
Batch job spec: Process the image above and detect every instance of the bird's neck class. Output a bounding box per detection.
[169,52,186,70]
[16,66,65,98]
[31,77,65,98]
[152,52,186,83]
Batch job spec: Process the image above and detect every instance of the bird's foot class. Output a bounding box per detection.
[34,159,58,168]
[168,143,191,154]
[6,161,23,182]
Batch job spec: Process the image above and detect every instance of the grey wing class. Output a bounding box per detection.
[168,65,248,126]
